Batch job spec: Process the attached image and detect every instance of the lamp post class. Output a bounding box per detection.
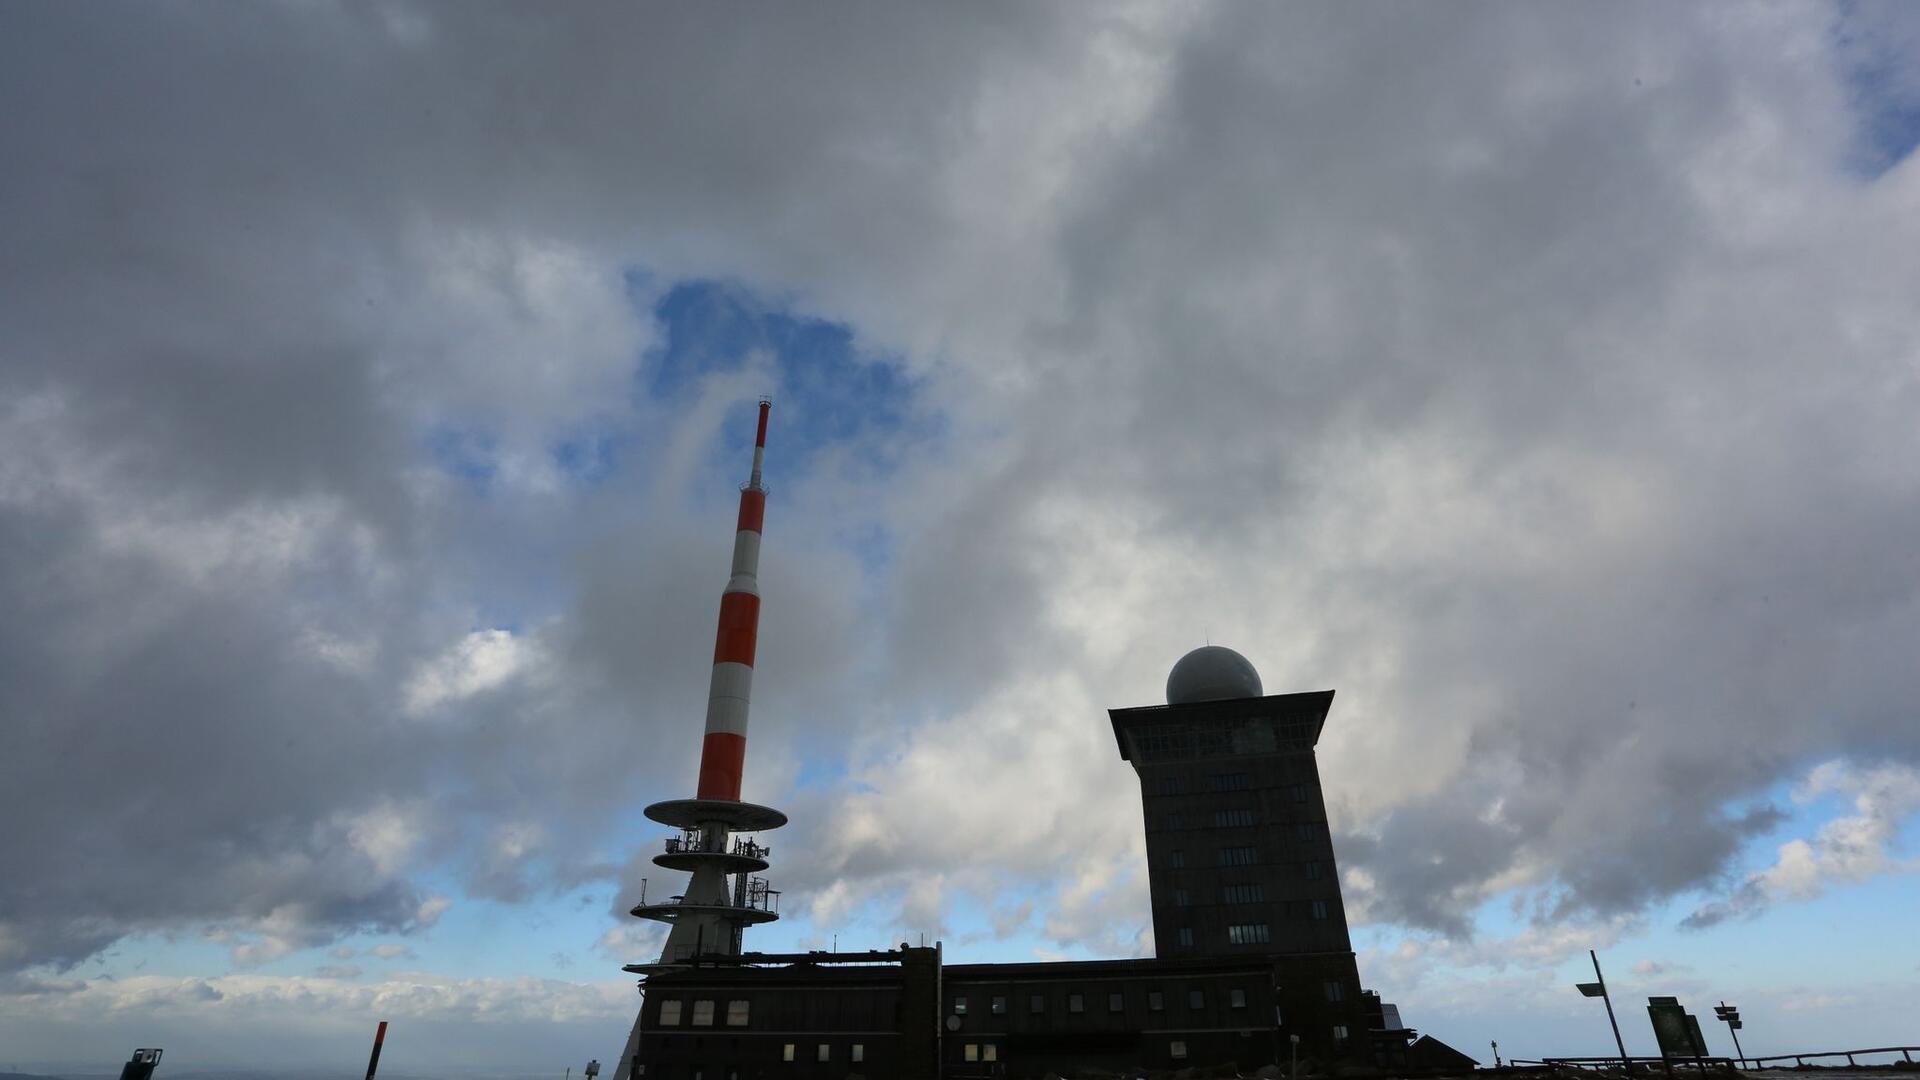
[1290,1033,1300,1080]
[1575,950,1632,1074]
[1713,1004,1746,1069]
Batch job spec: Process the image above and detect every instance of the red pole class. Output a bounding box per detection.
[365,1020,388,1080]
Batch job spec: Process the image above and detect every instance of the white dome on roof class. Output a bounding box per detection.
[1166,645,1263,705]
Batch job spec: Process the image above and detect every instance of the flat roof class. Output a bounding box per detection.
[1108,688,1336,760]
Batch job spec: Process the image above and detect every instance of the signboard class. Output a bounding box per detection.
[1647,1000,1708,1058]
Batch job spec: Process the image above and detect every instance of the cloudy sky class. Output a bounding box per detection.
[4,1,1920,1073]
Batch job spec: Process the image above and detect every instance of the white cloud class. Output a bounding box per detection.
[403,629,543,717]
[1686,760,1920,926]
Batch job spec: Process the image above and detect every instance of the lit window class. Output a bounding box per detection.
[725,1000,749,1027]
[1030,994,1046,1013]
[1168,850,1186,869]
[851,1045,864,1064]
[964,1045,979,1063]
[691,1000,715,1027]
[1148,991,1164,1011]
[1188,989,1205,1009]
[1230,988,1248,1009]
[1069,994,1085,1013]
[991,996,1007,1015]
[657,1000,682,1026]
[1109,992,1124,1012]
[816,1044,830,1063]
[781,1044,795,1063]
[1227,923,1271,945]
[954,996,967,1015]
[1311,899,1329,920]
[1324,980,1346,1003]
[983,1044,998,1063]
[1177,927,1193,947]
[1333,1025,1351,1043]
[1171,1040,1189,1060]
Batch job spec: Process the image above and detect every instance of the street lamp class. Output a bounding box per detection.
[1290,1033,1300,1080]
[1575,950,1632,1074]
[1713,1003,1746,1069]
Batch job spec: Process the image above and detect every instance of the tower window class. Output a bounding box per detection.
[1324,980,1346,1003]
[657,1000,682,1026]
[1230,988,1248,1009]
[781,1044,795,1063]
[1206,772,1252,791]
[1167,850,1186,869]
[1188,989,1206,1009]
[953,995,967,1015]
[1222,883,1264,904]
[691,1000,715,1027]
[1173,888,1191,907]
[725,1000,749,1027]
[964,1045,979,1063]
[1171,1041,1189,1061]
[1227,923,1271,945]
[1305,860,1325,880]
[1069,994,1085,1014]
[1177,927,1193,947]
[983,1044,999,1062]
[1311,899,1329,920]
[1333,1025,1351,1044]
[1148,991,1164,1011]
[1296,822,1317,842]
[1164,812,1184,831]
[1109,992,1125,1012]
[1213,808,1257,827]
[851,1045,864,1064]
[1290,783,1309,803]
[1218,845,1258,866]
[1156,775,1185,796]
[991,996,1007,1015]
[1030,994,1046,1013]
[816,1044,830,1063]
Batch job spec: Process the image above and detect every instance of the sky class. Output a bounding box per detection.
[3,1,1919,1074]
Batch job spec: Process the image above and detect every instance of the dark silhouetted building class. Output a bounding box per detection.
[624,646,1415,1079]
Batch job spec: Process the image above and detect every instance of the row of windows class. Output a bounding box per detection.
[1170,882,1266,906]
[1226,923,1271,945]
[1168,898,1332,922]
[779,1043,863,1063]
[656,1000,750,1027]
[1164,846,1330,874]
[954,987,1250,1015]
[1152,772,1258,796]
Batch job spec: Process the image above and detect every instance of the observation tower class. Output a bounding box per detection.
[612,401,784,1080]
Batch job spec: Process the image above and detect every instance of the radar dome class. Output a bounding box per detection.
[1166,645,1263,705]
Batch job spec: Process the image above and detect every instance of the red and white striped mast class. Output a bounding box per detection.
[623,398,787,964]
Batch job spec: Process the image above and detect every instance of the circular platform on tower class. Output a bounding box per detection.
[652,848,770,874]
[630,899,782,925]
[645,798,788,832]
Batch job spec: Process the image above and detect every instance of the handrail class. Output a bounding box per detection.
[1508,1047,1920,1072]
[1747,1046,1918,1068]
